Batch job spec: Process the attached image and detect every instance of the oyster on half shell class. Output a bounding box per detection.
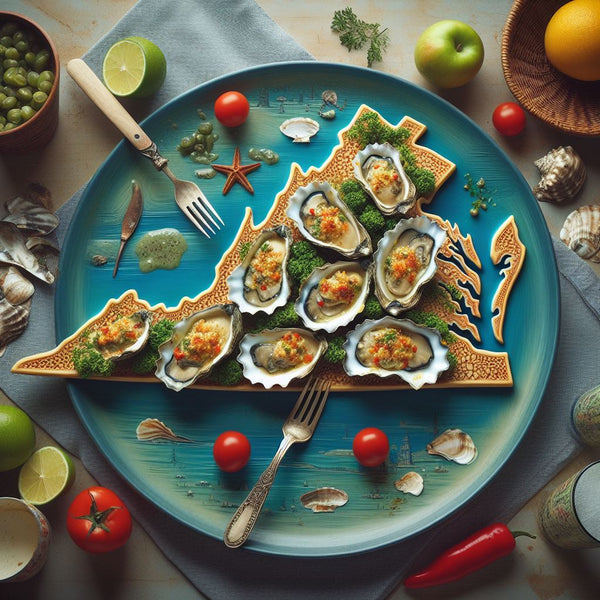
[227,226,292,315]
[286,181,372,259]
[343,316,449,390]
[155,304,242,391]
[237,327,327,389]
[374,215,446,315]
[353,142,417,215]
[295,260,372,333]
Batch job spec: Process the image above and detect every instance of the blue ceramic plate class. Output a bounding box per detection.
[55,62,559,557]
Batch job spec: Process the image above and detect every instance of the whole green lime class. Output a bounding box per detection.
[0,404,36,472]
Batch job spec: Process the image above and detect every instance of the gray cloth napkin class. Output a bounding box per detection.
[2,1,600,598]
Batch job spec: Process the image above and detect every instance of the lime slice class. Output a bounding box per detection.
[18,446,75,505]
[0,404,36,472]
[102,36,166,98]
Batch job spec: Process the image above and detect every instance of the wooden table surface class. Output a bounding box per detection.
[1,1,599,599]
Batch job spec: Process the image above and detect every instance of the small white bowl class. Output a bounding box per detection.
[0,497,51,582]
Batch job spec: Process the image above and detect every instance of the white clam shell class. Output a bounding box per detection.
[559,204,600,262]
[286,181,372,259]
[373,215,446,315]
[427,428,477,465]
[533,146,586,204]
[0,266,35,305]
[300,487,349,512]
[343,316,449,390]
[394,471,424,496]
[295,260,372,333]
[280,117,319,143]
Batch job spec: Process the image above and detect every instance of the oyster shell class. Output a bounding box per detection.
[0,266,35,305]
[136,418,194,443]
[0,295,30,357]
[295,260,372,333]
[353,142,417,215]
[156,304,242,392]
[343,316,449,390]
[279,117,319,143]
[237,327,327,389]
[394,471,424,496]
[89,310,152,362]
[373,215,446,315]
[533,146,586,204]
[286,181,372,258]
[559,204,600,262]
[227,226,292,315]
[427,428,477,465]
[4,194,59,235]
[300,487,348,513]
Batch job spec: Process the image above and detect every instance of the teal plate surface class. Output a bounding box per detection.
[55,62,559,557]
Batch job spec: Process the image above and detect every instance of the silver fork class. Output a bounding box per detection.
[66,58,223,237]
[224,376,331,548]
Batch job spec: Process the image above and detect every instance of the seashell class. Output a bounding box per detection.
[0,296,30,357]
[91,255,108,266]
[321,90,340,108]
[300,487,348,513]
[373,215,446,315]
[156,304,242,392]
[136,418,194,443]
[559,204,600,263]
[280,117,320,143]
[0,266,35,305]
[26,182,52,208]
[4,194,59,235]
[319,109,336,120]
[88,310,152,362]
[0,222,54,284]
[227,226,292,315]
[343,316,450,390]
[286,181,372,259]
[237,327,327,389]
[533,146,586,204]
[295,260,372,333]
[394,471,424,496]
[354,142,417,215]
[426,428,477,465]
[25,236,60,279]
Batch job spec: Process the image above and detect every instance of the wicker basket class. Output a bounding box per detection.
[502,0,600,137]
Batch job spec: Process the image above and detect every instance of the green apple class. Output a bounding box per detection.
[414,20,484,88]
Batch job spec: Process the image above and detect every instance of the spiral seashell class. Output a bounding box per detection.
[394,471,424,496]
[135,418,194,442]
[559,204,600,262]
[426,428,477,465]
[533,146,586,204]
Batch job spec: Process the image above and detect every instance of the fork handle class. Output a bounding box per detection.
[224,436,294,548]
[66,58,153,152]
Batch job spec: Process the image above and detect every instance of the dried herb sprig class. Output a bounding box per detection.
[331,7,389,68]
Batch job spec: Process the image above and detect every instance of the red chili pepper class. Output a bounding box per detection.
[403,523,535,589]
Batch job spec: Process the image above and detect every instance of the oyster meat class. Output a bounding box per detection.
[295,260,371,333]
[286,181,372,258]
[88,310,151,362]
[353,142,417,215]
[156,304,242,391]
[227,226,292,315]
[427,429,477,465]
[237,327,327,389]
[374,215,446,315]
[343,316,449,390]
[559,204,600,262]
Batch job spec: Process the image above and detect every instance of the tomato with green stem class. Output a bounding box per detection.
[214,91,250,127]
[66,486,132,553]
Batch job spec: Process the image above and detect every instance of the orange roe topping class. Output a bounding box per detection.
[272,331,313,366]
[174,319,223,364]
[368,328,417,371]
[386,246,423,284]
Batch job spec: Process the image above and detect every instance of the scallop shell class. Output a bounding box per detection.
[300,487,348,512]
[227,225,292,315]
[0,266,35,305]
[286,181,372,259]
[353,142,417,215]
[394,471,424,496]
[0,295,30,357]
[89,310,152,362]
[343,316,450,390]
[533,146,586,204]
[426,428,477,465]
[4,195,59,235]
[155,304,242,392]
[559,204,600,262]
[237,327,327,389]
[280,117,319,143]
[295,260,372,333]
[136,418,194,443]
[373,215,446,315]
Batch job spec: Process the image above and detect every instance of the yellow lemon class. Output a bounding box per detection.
[544,0,600,81]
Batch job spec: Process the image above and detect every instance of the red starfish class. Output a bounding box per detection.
[211,147,261,195]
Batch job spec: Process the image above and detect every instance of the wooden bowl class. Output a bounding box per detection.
[0,11,60,153]
[501,0,600,137]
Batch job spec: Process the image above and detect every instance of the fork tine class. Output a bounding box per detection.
[189,202,216,234]
[198,194,225,226]
[184,205,210,238]
[292,377,330,426]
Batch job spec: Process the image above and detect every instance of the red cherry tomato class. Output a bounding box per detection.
[66,486,132,553]
[492,102,526,136]
[353,427,390,467]
[213,430,251,472]
[214,91,250,127]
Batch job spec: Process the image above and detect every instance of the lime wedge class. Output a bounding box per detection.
[18,446,75,505]
[102,36,166,98]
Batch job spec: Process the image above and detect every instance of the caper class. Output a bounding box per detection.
[3,121,16,131]
[37,79,52,94]
[5,46,19,60]
[15,40,29,54]
[0,23,18,36]
[24,51,35,66]
[26,70,39,87]
[33,50,49,71]
[0,36,13,48]
[1,95,17,110]
[38,70,54,83]
[31,90,47,109]
[16,86,32,103]
[197,122,213,135]
[6,107,22,124]
[3,58,18,69]
[21,105,35,121]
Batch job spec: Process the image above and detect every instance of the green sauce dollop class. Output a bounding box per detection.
[134,228,187,273]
